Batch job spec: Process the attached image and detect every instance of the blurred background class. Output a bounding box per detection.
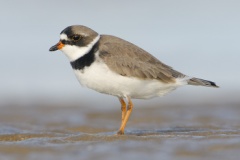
[1,1,240,160]
[0,0,239,107]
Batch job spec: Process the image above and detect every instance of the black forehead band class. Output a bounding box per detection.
[60,26,74,37]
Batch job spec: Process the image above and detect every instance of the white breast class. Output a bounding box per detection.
[72,53,188,99]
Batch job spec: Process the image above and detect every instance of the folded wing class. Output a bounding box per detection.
[98,35,186,83]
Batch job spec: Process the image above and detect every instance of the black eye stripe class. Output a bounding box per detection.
[61,34,83,45]
[72,35,80,41]
[69,34,82,41]
[61,40,73,45]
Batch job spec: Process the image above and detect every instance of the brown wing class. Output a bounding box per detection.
[98,35,185,83]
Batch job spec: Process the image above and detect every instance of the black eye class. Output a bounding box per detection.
[71,34,81,41]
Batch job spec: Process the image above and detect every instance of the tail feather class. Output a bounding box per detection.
[188,77,219,88]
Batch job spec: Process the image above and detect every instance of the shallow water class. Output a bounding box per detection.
[0,101,240,160]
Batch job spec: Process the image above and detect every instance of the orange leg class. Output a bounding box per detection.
[117,97,133,135]
[119,98,127,123]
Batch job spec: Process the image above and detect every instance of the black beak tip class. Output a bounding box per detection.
[49,45,58,52]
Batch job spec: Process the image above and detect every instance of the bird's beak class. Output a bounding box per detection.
[49,41,65,51]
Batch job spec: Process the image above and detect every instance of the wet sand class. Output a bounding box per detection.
[0,101,240,160]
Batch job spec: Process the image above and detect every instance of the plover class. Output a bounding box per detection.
[49,25,218,135]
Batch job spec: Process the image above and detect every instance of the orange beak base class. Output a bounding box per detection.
[49,41,65,51]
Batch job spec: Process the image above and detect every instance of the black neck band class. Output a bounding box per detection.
[70,41,99,70]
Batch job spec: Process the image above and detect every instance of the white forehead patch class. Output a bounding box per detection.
[60,33,68,40]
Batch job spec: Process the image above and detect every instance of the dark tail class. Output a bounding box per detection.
[188,77,219,88]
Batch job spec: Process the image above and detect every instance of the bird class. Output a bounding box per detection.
[49,25,218,135]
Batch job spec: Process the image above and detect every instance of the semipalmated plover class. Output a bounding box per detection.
[49,25,218,135]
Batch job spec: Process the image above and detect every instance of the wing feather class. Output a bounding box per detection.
[98,35,185,83]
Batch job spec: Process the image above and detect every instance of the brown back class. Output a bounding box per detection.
[98,35,186,83]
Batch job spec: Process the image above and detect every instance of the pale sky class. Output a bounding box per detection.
[1,0,239,105]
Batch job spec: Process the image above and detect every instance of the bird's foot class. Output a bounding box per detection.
[116,130,124,135]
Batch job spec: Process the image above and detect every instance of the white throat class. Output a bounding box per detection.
[60,34,100,62]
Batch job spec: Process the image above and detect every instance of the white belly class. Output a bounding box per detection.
[73,60,187,99]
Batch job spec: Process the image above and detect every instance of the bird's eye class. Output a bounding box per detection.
[71,34,81,41]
